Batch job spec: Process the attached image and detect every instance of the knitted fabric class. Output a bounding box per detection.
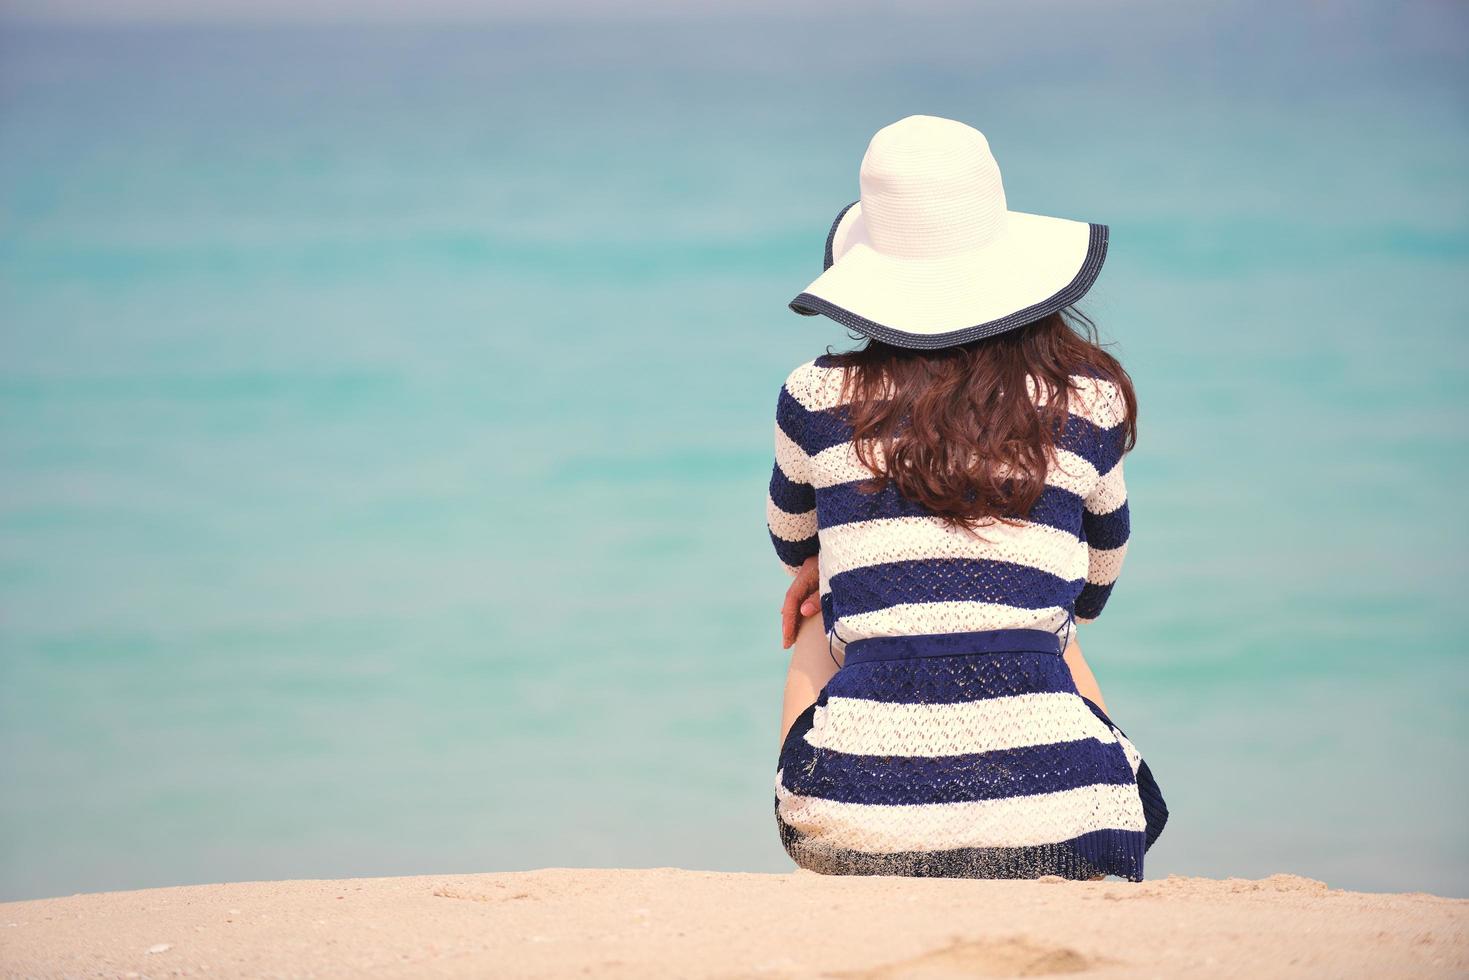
[766,355,1164,880]
[766,354,1132,653]
[774,647,1168,880]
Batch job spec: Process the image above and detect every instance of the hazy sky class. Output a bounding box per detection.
[3,0,969,22]
[0,0,1342,24]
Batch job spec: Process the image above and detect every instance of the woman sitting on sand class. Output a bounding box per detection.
[766,115,1168,882]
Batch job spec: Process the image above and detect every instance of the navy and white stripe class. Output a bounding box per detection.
[766,355,1132,649]
[774,643,1166,880]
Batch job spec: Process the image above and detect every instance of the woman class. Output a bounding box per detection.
[766,115,1168,882]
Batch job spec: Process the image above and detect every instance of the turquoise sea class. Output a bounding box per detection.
[1,2,1466,901]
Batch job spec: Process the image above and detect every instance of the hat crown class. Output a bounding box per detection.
[858,115,1008,258]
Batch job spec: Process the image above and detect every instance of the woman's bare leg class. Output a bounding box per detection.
[1063,633,1109,716]
[778,611,841,749]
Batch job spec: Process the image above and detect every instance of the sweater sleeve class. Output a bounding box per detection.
[1075,383,1130,623]
[766,366,820,577]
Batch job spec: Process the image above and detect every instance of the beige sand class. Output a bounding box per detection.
[1,868,1464,979]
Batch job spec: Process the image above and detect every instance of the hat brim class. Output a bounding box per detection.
[790,201,1108,349]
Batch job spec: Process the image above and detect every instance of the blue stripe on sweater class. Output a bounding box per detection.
[819,481,1085,539]
[843,629,1061,664]
[769,528,818,569]
[777,386,851,457]
[778,735,1135,805]
[831,558,1082,616]
[823,650,1077,705]
[768,461,815,515]
[1083,499,1130,550]
[1055,415,1126,477]
[1074,580,1116,620]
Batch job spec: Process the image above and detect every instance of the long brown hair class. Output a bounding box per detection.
[824,308,1136,532]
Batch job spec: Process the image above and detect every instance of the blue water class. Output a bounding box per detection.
[1,2,1466,901]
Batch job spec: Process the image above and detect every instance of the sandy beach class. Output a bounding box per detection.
[1,868,1464,979]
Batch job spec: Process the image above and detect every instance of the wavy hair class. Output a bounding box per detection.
[822,308,1137,532]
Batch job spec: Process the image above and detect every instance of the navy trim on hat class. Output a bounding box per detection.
[790,221,1110,350]
[822,199,860,271]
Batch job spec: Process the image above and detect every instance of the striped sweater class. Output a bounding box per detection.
[766,355,1131,657]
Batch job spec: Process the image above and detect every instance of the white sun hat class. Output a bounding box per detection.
[789,115,1108,349]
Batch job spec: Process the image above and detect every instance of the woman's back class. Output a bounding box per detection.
[768,349,1164,880]
[768,352,1132,659]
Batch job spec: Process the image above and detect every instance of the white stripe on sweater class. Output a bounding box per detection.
[1086,459,1126,515]
[766,498,817,543]
[773,421,813,486]
[805,692,1118,757]
[840,601,1072,638]
[1086,542,1128,586]
[818,516,1089,583]
[774,779,1147,851]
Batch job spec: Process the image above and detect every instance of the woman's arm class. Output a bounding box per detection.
[1075,381,1131,624]
[767,368,821,580]
[1063,633,1108,716]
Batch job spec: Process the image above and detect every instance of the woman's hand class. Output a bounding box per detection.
[780,555,821,649]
